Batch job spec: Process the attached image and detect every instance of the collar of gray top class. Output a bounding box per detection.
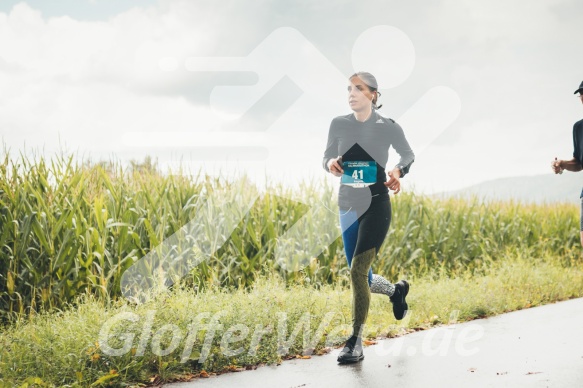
[352,109,379,123]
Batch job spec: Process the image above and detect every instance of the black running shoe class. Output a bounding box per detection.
[337,336,364,364]
[389,280,409,320]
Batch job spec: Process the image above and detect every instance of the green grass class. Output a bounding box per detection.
[1,254,582,387]
[2,151,583,386]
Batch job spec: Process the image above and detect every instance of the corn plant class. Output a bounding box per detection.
[0,152,580,322]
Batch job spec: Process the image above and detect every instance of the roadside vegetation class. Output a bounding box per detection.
[0,153,581,386]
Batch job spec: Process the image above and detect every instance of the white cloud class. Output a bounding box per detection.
[0,2,221,155]
[0,0,582,195]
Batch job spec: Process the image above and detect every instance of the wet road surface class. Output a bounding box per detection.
[165,297,583,387]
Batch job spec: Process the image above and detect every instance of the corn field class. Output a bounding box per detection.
[0,153,580,322]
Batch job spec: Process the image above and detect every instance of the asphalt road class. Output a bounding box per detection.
[165,297,583,388]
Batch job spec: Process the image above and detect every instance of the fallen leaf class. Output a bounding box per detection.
[90,373,119,386]
[200,370,209,378]
[364,340,378,345]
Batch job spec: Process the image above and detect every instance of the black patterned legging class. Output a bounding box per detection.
[339,199,392,337]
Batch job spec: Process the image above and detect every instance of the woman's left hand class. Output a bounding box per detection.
[385,168,401,194]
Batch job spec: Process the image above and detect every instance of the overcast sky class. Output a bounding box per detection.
[1,0,583,194]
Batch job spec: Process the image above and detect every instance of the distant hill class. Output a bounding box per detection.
[437,173,583,204]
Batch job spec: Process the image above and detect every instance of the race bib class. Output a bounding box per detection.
[341,161,377,187]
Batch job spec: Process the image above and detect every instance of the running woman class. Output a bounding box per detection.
[323,72,415,364]
[552,80,583,246]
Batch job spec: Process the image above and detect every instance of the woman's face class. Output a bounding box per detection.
[347,76,374,112]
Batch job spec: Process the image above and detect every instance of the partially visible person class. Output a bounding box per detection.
[552,80,583,245]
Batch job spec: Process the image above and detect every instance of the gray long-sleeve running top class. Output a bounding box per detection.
[322,109,415,208]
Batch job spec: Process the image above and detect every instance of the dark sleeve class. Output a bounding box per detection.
[391,121,415,178]
[322,119,338,172]
[574,123,581,165]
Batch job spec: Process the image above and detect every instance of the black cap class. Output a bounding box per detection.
[574,81,583,95]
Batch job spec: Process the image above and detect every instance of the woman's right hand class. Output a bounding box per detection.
[327,157,344,177]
